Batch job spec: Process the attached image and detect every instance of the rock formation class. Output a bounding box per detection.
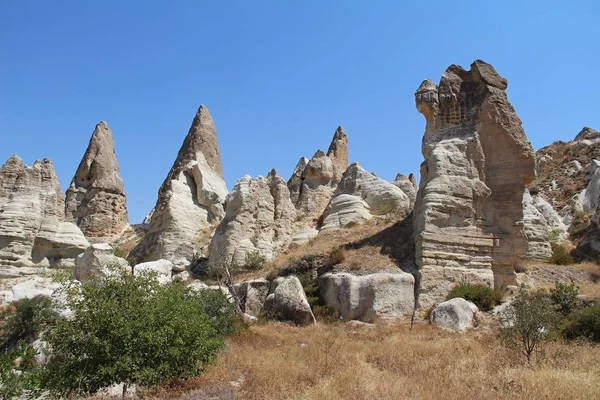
[392,173,418,205]
[320,163,412,230]
[208,169,296,270]
[430,298,478,332]
[263,276,316,325]
[288,126,349,219]
[131,105,227,270]
[413,60,536,306]
[74,243,129,282]
[574,126,600,144]
[0,156,89,278]
[65,121,129,243]
[522,190,567,259]
[318,271,415,322]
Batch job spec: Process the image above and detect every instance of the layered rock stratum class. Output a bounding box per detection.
[131,105,227,270]
[413,60,536,306]
[65,121,129,243]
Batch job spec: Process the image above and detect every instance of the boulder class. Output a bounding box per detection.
[0,156,89,278]
[75,243,129,281]
[11,276,60,302]
[523,189,567,259]
[65,121,129,243]
[208,170,296,271]
[234,279,271,316]
[134,259,173,284]
[131,105,227,270]
[320,194,372,231]
[318,272,415,322]
[264,276,316,325]
[413,60,536,307]
[430,297,478,332]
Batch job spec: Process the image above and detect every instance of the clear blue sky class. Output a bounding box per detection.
[1,1,599,223]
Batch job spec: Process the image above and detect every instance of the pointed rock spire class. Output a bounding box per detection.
[65,121,128,242]
[327,126,349,182]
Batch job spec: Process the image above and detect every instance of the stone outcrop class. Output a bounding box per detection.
[574,126,600,144]
[0,156,89,278]
[234,279,271,316]
[264,276,316,325]
[320,163,412,230]
[131,105,227,270]
[414,60,536,306]
[134,259,174,284]
[523,190,567,259]
[393,173,418,205]
[208,170,296,270]
[288,126,349,219]
[318,271,415,322]
[430,298,478,332]
[65,121,129,243]
[74,243,129,281]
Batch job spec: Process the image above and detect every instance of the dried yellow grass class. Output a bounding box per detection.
[146,322,600,400]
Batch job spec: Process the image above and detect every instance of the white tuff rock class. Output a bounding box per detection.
[264,276,316,325]
[430,297,479,332]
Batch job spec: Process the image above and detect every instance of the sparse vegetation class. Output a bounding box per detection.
[446,283,503,311]
[569,209,591,238]
[565,302,600,342]
[244,250,266,271]
[549,242,575,265]
[328,247,346,265]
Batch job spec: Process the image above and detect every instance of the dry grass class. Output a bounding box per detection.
[236,215,415,281]
[144,322,600,400]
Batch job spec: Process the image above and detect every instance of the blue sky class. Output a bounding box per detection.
[1,1,599,223]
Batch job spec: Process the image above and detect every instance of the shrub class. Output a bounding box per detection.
[328,247,345,266]
[42,268,238,397]
[500,290,559,363]
[245,251,266,271]
[548,229,561,243]
[446,283,503,311]
[549,243,574,265]
[569,210,590,238]
[0,296,57,351]
[550,281,579,315]
[565,302,600,342]
[0,343,44,400]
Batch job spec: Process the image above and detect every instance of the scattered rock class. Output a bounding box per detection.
[318,271,415,322]
[430,297,478,332]
[264,276,316,325]
[65,121,129,243]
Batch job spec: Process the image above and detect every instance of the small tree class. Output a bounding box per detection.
[42,267,238,397]
[500,290,559,363]
[550,281,579,315]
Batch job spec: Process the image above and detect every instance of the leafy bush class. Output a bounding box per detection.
[500,290,559,363]
[328,247,345,266]
[42,268,238,397]
[550,281,579,315]
[0,296,57,351]
[1,343,44,400]
[565,302,600,342]
[446,283,503,311]
[245,251,266,271]
[549,243,574,265]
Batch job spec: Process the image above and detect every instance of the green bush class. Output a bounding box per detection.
[549,243,574,265]
[446,283,503,311]
[0,296,57,351]
[1,343,44,400]
[565,302,600,342]
[244,250,266,271]
[550,281,579,315]
[500,290,559,363]
[42,268,239,397]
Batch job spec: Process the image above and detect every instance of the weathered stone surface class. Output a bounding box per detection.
[430,297,478,332]
[523,189,567,259]
[290,226,319,245]
[321,163,412,231]
[75,243,129,281]
[414,60,536,305]
[0,156,89,278]
[288,127,349,219]
[578,160,600,214]
[318,271,415,322]
[393,173,418,205]
[131,105,227,270]
[11,276,60,303]
[574,126,600,144]
[65,121,129,243]
[134,259,173,284]
[264,276,316,325]
[208,170,296,270]
[234,279,270,316]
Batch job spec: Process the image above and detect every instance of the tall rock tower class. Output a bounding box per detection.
[65,121,129,243]
[131,105,228,270]
[413,60,536,307]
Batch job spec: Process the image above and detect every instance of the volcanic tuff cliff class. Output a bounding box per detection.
[65,121,129,243]
[413,60,536,306]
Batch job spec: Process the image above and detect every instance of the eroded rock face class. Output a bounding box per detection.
[414,60,535,306]
[318,271,415,322]
[320,163,412,230]
[574,126,600,144]
[523,190,567,259]
[393,173,418,206]
[234,279,271,316]
[288,126,349,219]
[264,276,316,325]
[65,121,129,243]
[208,170,296,270]
[74,243,129,282]
[0,156,89,278]
[131,105,227,270]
